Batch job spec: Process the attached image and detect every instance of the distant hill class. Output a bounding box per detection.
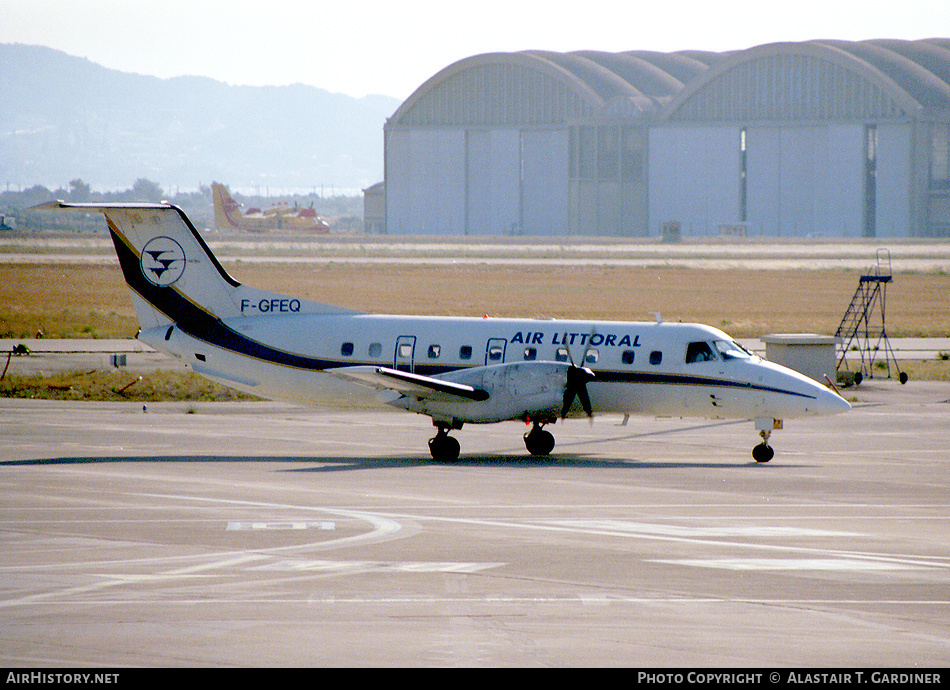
[0,44,400,193]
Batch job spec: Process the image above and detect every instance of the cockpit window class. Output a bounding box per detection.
[713,340,754,360]
[685,341,716,364]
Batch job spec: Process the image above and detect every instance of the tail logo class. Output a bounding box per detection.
[140,236,186,287]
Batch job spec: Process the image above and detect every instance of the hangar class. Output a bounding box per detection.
[383,39,950,238]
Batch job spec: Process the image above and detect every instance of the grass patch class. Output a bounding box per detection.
[0,370,260,402]
[889,359,950,382]
[0,308,138,339]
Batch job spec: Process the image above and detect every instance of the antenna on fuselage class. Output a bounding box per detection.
[650,312,663,323]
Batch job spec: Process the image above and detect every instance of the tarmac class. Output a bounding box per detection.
[1,341,948,666]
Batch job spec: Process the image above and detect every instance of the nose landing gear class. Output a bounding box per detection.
[752,429,775,463]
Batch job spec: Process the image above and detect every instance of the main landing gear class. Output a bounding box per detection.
[428,424,461,461]
[524,422,556,456]
[427,420,558,460]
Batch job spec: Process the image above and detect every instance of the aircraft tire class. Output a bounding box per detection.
[752,443,774,463]
[524,428,555,456]
[428,434,461,461]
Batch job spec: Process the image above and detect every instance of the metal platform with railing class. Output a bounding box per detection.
[835,249,907,385]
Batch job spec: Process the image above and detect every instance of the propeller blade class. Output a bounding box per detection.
[562,365,595,418]
[577,375,593,417]
[561,391,575,418]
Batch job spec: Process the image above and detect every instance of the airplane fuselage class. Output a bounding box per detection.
[141,311,847,427]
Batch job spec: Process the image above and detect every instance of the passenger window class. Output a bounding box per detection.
[555,347,570,362]
[487,345,504,361]
[649,351,663,365]
[459,345,473,360]
[621,350,636,365]
[368,342,382,358]
[523,347,537,361]
[584,349,599,364]
[685,341,716,364]
[399,343,413,358]
[341,342,354,357]
[427,344,441,359]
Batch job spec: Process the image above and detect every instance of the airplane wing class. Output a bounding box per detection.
[328,360,591,425]
[328,366,490,402]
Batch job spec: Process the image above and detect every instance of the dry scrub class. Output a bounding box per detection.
[0,369,258,402]
[6,261,946,339]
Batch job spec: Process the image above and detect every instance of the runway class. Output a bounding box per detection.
[1,381,948,666]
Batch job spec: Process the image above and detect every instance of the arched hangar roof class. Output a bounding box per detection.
[662,38,950,121]
[389,49,726,127]
[389,39,950,129]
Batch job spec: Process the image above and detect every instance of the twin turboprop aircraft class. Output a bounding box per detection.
[44,201,850,462]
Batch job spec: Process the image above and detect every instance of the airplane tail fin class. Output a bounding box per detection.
[37,201,355,348]
[211,182,242,229]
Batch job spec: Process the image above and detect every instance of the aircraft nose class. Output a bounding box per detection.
[816,385,851,415]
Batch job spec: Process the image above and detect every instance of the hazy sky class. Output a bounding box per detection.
[4,0,949,99]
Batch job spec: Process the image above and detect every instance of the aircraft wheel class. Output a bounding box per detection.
[428,434,460,461]
[752,443,774,463]
[524,427,555,456]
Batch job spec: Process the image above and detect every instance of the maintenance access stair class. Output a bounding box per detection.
[835,249,907,385]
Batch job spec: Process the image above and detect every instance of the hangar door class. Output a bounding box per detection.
[648,126,739,236]
[387,129,465,235]
[520,130,569,236]
[466,130,520,235]
[746,124,864,238]
[466,129,568,236]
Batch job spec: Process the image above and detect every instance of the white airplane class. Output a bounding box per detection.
[43,201,850,462]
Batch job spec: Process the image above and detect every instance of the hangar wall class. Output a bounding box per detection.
[384,40,950,238]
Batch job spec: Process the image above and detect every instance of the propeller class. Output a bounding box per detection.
[560,328,596,419]
[562,363,595,418]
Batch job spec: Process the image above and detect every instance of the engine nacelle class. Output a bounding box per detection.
[391,361,571,425]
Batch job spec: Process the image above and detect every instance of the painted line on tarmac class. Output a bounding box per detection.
[247,559,503,574]
[548,520,860,538]
[653,558,928,571]
[371,510,950,574]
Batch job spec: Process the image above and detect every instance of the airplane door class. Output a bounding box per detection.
[394,336,416,373]
[485,338,507,365]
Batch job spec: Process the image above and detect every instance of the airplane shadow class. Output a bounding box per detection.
[0,453,783,471]
[0,414,808,470]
